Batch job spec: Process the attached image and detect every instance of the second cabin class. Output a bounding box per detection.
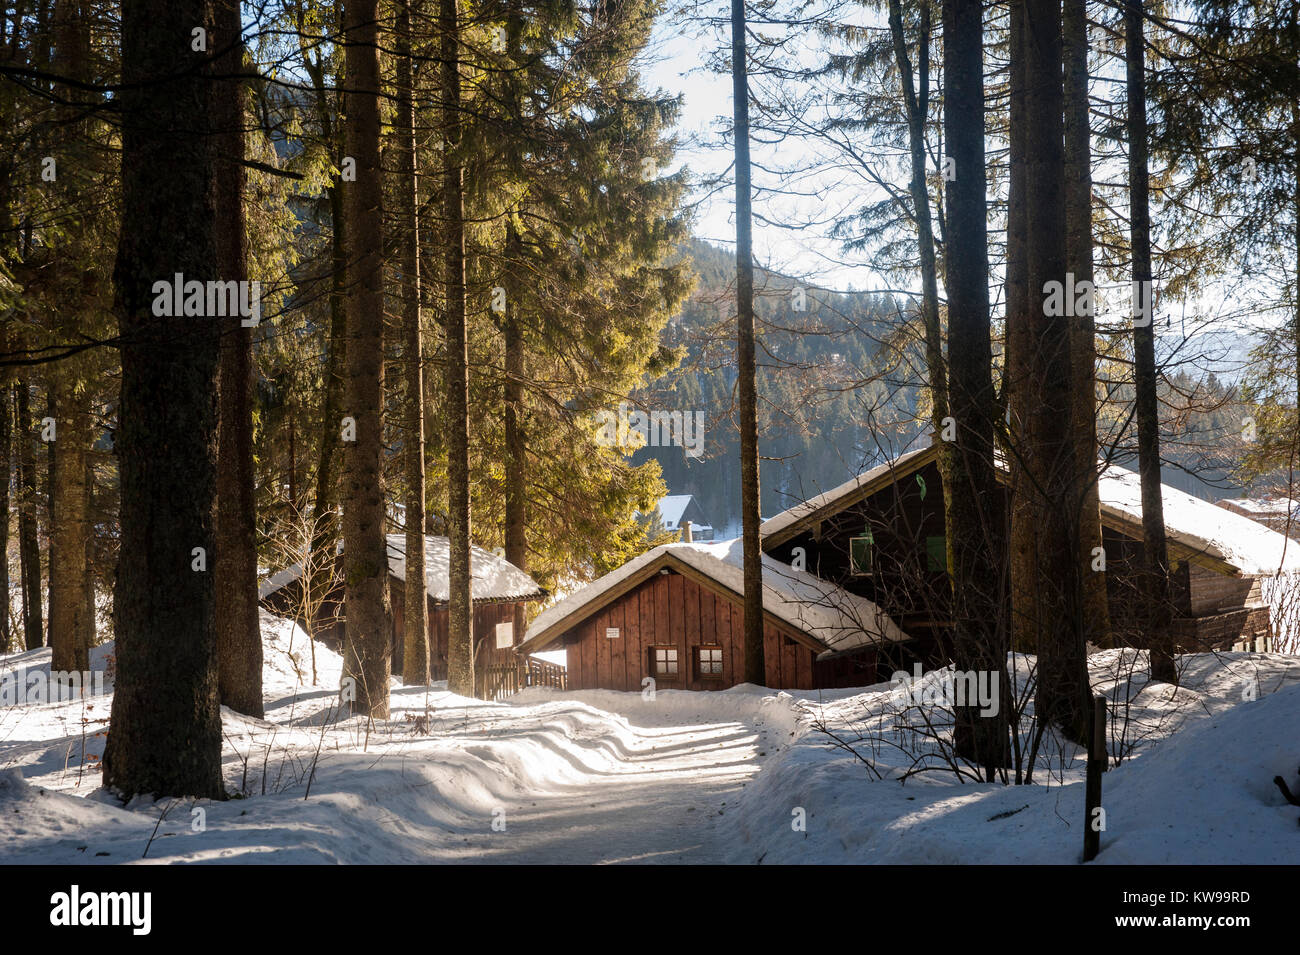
[759,443,1300,659]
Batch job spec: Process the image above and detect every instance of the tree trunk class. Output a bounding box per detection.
[503,222,528,653]
[341,0,393,717]
[311,180,347,561]
[47,0,91,674]
[15,383,42,651]
[213,0,264,716]
[1126,0,1176,684]
[1005,0,1038,658]
[0,381,9,654]
[48,376,89,672]
[397,0,429,686]
[732,0,766,686]
[1023,0,1092,744]
[103,0,225,800]
[942,0,1010,772]
[1063,0,1112,650]
[441,0,474,697]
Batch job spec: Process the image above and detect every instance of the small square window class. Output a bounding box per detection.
[651,646,678,678]
[694,646,723,680]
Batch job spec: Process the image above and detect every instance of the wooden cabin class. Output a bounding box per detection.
[759,443,1299,657]
[259,534,545,683]
[516,539,911,691]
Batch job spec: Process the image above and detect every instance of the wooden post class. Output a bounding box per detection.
[1083,694,1106,861]
[683,520,693,543]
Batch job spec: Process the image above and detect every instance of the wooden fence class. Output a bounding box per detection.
[479,658,568,700]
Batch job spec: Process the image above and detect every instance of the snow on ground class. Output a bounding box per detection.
[1,612,1297,864]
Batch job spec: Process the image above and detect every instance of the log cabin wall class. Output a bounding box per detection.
[391,582,526,683]
[763,456,1274,653]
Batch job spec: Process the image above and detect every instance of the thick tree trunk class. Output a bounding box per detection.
[48,378,89,672]
[397,0,429,686]
[15,383,43,651]
[0,382,9,654]
[441,0,474,697]
[47,0,91,674]
[1063,0,1112,650]
[213,0,264,716]
[103,0,225,799]
[1126,0,1176,684]
[341,0,393,717]
[503,223,528,652]
[732,0,766,686]
[1023,0,1092,744]
[1005,0,1037,658]
[942,0,1010,772]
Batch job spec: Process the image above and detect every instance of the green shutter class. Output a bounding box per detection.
[926,535,947,573]
[850,531,873,575]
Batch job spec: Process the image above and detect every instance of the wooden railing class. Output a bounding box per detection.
[524,658,568,691]
[479,659,568,700]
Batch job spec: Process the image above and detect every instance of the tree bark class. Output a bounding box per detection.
[942,0,1010,772]
[103,0,225,799]
[1063,0,1112,650]
[15,383,42,651]
[213,0,264,716]
[1005,0,1038,658]
[0,380,9,654]
[341,0,393,717]
[47,0,91,674]
[48,376,89,672]
[441,0,474,697]
[1023,0,1092,743]
[397,0,429,686]
[503,222,528,654]
[732,0,766,686]
[1126,0,1176,684]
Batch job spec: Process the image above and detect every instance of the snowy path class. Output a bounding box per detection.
[429,694,781,864]
[0,623,803,865]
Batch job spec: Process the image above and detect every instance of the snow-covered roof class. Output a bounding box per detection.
[521,537,908,658]
[656,494,695,528]
[258,534,543,604]
[760,442,1300,577]
[760,446,933,544]
[1096,468,1300,576]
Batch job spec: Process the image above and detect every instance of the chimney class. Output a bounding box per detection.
[682,520,693,543]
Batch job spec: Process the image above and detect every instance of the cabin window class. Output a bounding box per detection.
[650,646,679,679]
[694,646,723,680]
[849,533,873,576]
[925,535,946,573]
[495,622,514,649]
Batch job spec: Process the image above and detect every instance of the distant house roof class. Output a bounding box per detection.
[654,493,713,533]
[760,443,1300,577]
[259,534,544,604]
[520,538,908,659]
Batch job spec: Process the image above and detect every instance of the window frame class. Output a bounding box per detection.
[693,644,724,682]
[649,645,680,682]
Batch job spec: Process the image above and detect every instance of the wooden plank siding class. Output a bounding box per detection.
[545,567,882,692]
